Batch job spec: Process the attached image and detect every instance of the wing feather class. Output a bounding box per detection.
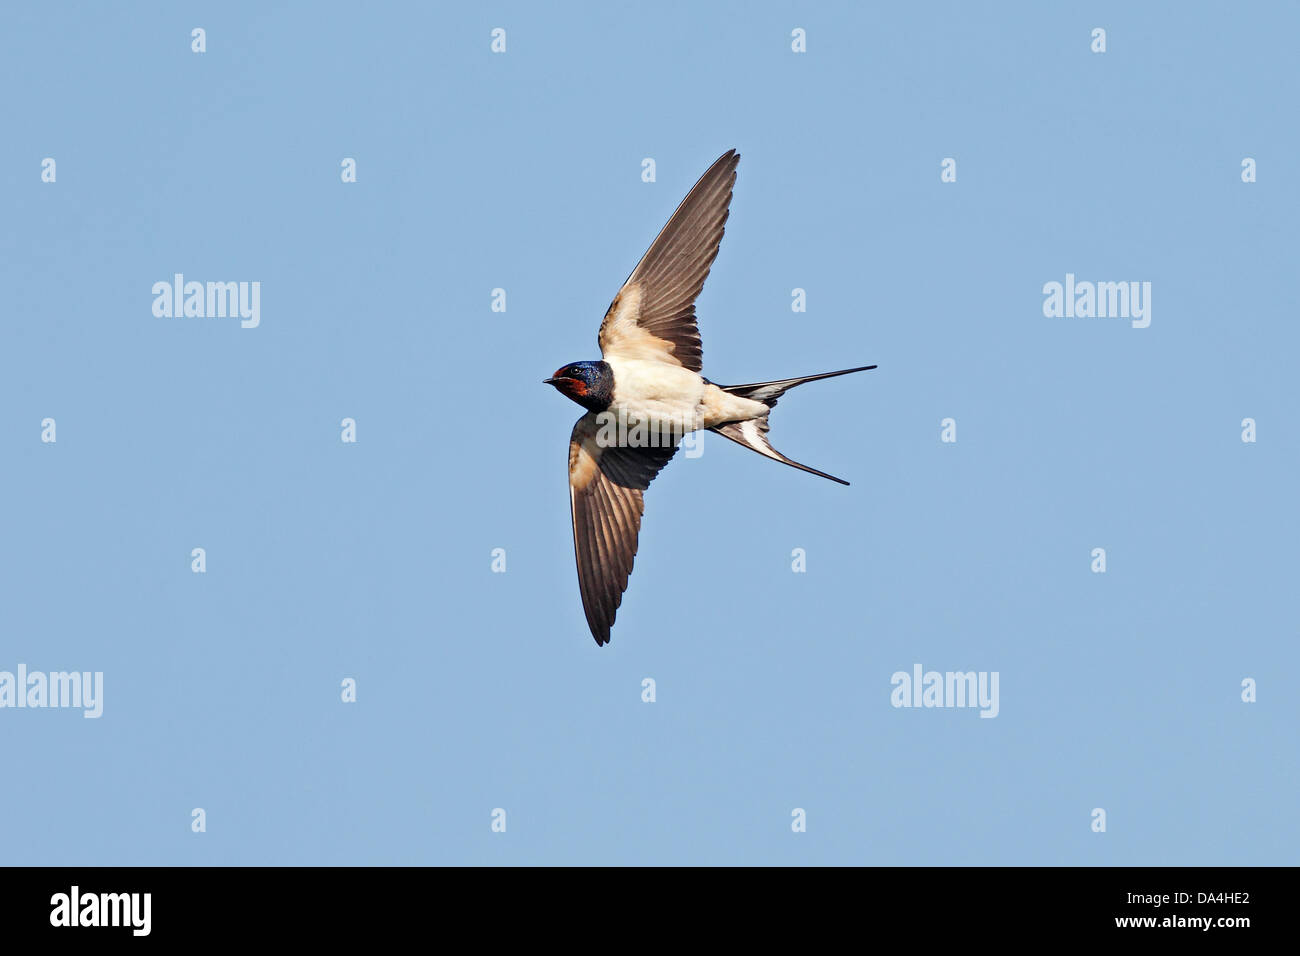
[567,414,678,645]
[597,149,740,371]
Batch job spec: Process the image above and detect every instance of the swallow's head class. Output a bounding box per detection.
[544,360,614,412]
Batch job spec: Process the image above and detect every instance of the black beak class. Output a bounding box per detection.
[542,377,558,385]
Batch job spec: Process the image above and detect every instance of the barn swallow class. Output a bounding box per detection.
[546,149,875,645]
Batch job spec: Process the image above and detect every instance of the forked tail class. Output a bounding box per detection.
[710,365,877,485]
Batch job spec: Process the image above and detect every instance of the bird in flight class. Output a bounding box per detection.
[545,149,875,646]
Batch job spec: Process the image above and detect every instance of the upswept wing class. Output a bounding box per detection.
[597,149,740,372]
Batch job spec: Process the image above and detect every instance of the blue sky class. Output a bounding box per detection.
[1,1,1296,865]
